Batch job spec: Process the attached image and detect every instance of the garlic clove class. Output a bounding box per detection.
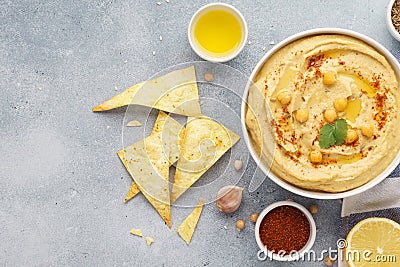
[216,185,243,213]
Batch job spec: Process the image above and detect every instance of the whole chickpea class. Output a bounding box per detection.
[236,219,245,231]
[250,213,259,223]
[295,109,309,123]
[277,91,292,105]
[361,125,374,137]
[346,129,359,144]
[323,71,336,85]
[309,150,323,164]
[333,98,348,112]
[324,109,338,123]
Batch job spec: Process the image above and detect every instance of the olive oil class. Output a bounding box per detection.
[344,98,362,123]
[194,10,242,57]
[322,153,363,165]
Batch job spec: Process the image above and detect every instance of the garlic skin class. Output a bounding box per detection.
[216,185,243,213]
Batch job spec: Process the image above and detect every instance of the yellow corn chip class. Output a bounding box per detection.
[145,237,154,246]
[130,228,143,237]
[171,117,240,203]
[118,149,141,202]
[124,181,141,203]
[92,66,201,117]
[126,120,142,127]
[177,199,204,245]
[118,111,184,228]
[119,111,184,203]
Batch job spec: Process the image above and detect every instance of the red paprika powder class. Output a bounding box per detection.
[259,205,310,254]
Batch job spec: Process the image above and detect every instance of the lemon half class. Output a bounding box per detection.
[345,217,400,267]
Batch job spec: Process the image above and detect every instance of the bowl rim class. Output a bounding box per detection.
[254,201,317,261]
[187,2,248,63]
[240,27,400,199]
[386,0,400,42]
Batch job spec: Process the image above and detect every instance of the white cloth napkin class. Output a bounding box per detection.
[338,177,400,267]
[341,178,400,217]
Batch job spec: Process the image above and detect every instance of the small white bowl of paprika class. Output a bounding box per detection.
[254,201,317,261]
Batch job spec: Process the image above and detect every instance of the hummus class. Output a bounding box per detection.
[245,34,400,192]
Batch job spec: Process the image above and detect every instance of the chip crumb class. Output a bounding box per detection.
[159,35,163,41]
[146,236,154,246]
[324,256,335,266]
[165,0,170,2]
[269,40,275,45]
[114,86,118,91]
[152,51,156,56]
[106,125,111,129]
[262,46,266,51]
[204,72,214,82]
[38,86,42,91]
[130,228,143,237]
[124,60,128,63]
[156,2,161,5]
[223,225,228,230]
[247,41,252,45]
[127,120,142,127]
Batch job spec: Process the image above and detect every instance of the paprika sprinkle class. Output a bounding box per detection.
[259,205,310,254]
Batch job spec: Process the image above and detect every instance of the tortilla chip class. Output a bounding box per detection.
[127,120,142,127]
[119,111,184,203]
[92,66,202,117]
[177,199,204,244]
[145,237,154,246]
[124,181,141,203]
[118,111,184,228]
[171,117,240,203]
[118,150,141,203]
[130,228,143,237]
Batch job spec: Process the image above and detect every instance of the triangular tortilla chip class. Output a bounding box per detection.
[92,66,201,117]
[171,116,240,203]
[119,111,184,203]
[118,111,184,227]
[124,181,141,203]
[177,199,204,244]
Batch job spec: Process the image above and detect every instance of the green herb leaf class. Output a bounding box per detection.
[318,124,335,149]
[318,118,348,149]
[333,118,348,145]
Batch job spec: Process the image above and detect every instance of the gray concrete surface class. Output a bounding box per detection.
[1,0,400,266]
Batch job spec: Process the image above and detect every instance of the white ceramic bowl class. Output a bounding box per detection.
[187,3,248,63]
[254,201,317,261]
[241,28,400,199]
[386,0,400,42]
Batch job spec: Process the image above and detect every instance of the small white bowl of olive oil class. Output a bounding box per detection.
[188,3,248,63]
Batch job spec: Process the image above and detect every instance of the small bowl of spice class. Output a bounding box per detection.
[254,201,316,261]
[387,0,400,41]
